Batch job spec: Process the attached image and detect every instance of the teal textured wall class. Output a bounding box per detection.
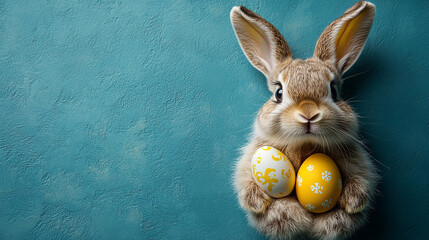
[1,0,428,239]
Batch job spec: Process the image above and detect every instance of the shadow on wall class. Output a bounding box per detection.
[343,50,392,239]
[342,49,386,100]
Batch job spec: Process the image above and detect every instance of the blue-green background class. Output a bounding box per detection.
[1,0,428,239]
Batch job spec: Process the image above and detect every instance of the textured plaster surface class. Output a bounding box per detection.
[0,0,428,239]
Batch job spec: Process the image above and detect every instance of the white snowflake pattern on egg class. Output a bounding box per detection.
[321,198,332,208]
[305,204,316,211]
[310,183,323,194]
[297,175,303,187]
[322,171,332,182]
[295,153,342,213]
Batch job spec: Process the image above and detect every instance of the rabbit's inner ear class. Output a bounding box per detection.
[230,6,292,80]
[239,17,273,71]
[314,1,375,75]
[335,7,373,69]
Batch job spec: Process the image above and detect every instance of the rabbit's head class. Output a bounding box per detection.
[230,1,375,147]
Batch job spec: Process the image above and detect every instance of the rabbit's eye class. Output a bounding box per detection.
[275,87,283,102]
[330,82,338,101]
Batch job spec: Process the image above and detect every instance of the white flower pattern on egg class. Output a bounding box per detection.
[307,165,314,171]
[321,198,332,208]
[322,171,332,182]
[297,175,303,187]
[305,204,316,211]
[311,183,323,194]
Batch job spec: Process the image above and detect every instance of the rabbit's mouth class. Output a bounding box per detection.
[302,121,319,135]
[305,121,313,134]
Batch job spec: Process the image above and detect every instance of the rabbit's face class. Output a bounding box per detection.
[256,58,358,146]
[231,2,375,146]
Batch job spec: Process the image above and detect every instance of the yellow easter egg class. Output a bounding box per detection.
[296,153,342,213]
[251,146,295,198]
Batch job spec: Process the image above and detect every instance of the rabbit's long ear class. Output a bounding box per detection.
[230,6,292,80]
[314,1,375,75]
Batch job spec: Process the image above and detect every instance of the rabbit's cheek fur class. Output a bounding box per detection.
[320,101,359,142]
[255,100,283,137]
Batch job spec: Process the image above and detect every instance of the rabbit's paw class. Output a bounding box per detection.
[312,208,366,240]
[239,181,272,213]
[340,194,368,214]
[250,197,313,239]
[339,182,369,214]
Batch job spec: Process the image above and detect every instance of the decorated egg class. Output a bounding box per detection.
[296,153,342,213]
[251,146,296,198]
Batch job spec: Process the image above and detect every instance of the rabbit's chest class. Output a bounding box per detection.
[279,143,329,172]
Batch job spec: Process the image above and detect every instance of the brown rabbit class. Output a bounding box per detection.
[230,1,378,239]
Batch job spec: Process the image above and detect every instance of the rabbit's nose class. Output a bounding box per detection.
[297,112,322,123]
[295,100,323,123]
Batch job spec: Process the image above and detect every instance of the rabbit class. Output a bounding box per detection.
[230,1,378,240]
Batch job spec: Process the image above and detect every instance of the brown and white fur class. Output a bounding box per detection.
[231,1,378,240]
